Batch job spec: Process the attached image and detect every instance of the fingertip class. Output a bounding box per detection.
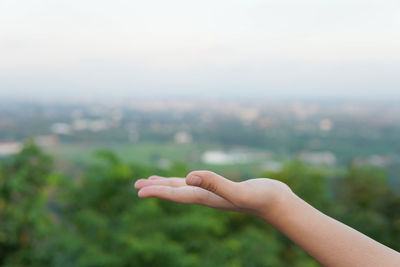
[186,170,204,181]
[186,170,238,199]
[186,175,202,186]
[186,170,219,185]
[187,170,217,178]
[138,186,170,199]
[138,188,149,198]
[186,170,203,178]
[134,179,145,189]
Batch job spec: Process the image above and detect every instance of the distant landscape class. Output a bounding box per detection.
[1,96,400,266]
[1,97,399,185]
[2,0,400,265]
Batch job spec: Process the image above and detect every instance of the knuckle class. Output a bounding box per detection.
[203,182,218,193]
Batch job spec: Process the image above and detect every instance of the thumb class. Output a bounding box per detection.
[186,170,240,201]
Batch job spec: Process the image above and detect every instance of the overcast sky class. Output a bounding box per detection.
[0,0,399,101]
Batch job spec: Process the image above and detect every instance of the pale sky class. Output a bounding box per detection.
[1,0,400,100]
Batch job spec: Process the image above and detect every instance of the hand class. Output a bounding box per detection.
[135,170,400,266]
[134,170,293,221]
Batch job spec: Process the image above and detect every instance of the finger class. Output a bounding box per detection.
[149,175,191,181]
[138,185,235,210]
[186,170,242,203]
[149,175,164,180]
[134,178,186,190]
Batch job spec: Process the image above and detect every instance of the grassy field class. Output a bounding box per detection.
[45,142,345,180]
[45,142,208,165]
[45,142,272,178]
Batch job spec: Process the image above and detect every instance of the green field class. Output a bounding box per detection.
[45,142,343,180]
[45,142,208,165]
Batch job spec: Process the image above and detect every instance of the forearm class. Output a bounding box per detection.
[136,172,400,265]
[263,191,400,266]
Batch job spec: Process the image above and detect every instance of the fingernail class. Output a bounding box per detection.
[189,175,202,186]
[137,189,145,198]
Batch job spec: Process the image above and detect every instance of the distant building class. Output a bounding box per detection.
[202,150,250,165]
[51,123,72,135]
[73,119,88,131]
[353,155,393,167]
[261,160,283,172]
[319,119,334,131]
[298,151,336,166]
[174,131,193,144]
[72,119,108,132]
[257,117,275,128]
[239,108,260,123]
[34,135,59,147]
[88,120,108,132]
[0,142,22,156]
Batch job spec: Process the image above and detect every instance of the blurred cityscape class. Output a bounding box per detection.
[1,96,399,185]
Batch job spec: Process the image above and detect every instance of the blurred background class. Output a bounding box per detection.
[1,0,400,266]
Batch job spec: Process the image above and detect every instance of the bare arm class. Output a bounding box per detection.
[134,170,400,266]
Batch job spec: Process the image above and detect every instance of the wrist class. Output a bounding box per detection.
[258,182,298,224]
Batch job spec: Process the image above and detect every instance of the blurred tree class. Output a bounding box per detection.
[1,144,399,266]
[265,160,331,211]
[0,141,56,266]
[334,166,400,251]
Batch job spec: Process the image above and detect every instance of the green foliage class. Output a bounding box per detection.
[0,141,55,266]
[266,161,331,211]
[1,144,400,266]
[333,166,400,251]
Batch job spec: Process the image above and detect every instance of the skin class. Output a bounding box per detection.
[134,170,400,266]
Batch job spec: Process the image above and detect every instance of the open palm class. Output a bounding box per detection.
[134,170,291,219]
